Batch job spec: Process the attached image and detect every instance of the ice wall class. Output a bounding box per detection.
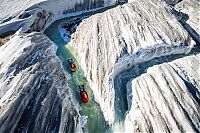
[125,54,200,132]
[0,32,80,133]
[174,0,200,43]
[0,0,122,35]
[68,0,195,125]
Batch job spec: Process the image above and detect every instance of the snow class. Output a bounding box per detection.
[0,0,43,23]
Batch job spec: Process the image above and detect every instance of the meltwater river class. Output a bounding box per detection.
[44,15,110,133]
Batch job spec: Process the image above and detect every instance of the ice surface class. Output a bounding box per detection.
[0,0,121,35]
[175,0,200,43]
[68,0,195,125]
[0,0,199,132]
[0,32,80,132]
[125,54,200,132]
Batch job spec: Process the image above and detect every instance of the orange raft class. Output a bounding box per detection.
[79,85,89,103]
[68,59,77,72]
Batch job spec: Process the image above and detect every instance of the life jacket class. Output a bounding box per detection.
[70,63,77,72]
[80,91,89,103]
[71,63,75,68]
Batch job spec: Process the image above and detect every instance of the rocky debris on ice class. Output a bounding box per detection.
[125,53,200,132]
[0,35,12,47]
[69,0,195,124]
[0,32,80,133]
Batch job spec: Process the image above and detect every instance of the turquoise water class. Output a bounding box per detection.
[44,15,109,133]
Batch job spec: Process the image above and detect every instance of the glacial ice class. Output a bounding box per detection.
[0,0,199,132]
[125,54,200,132]
[68,0,195,125]
[175,0,200,43]
[0,0,122,35]
[0,32,80,133]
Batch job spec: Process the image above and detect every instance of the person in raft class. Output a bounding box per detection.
[79,83,89,103]
[68,59,77,72]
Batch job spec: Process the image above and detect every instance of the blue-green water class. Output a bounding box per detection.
[44,15,109,133]
[44,5,123,132]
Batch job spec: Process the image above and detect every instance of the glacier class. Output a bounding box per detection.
[125,54,200,132]
[0,0,122,36]
[174,0,200,43]
[0,32,80,132]
[0,0,199,132]
[68,0,195,126]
